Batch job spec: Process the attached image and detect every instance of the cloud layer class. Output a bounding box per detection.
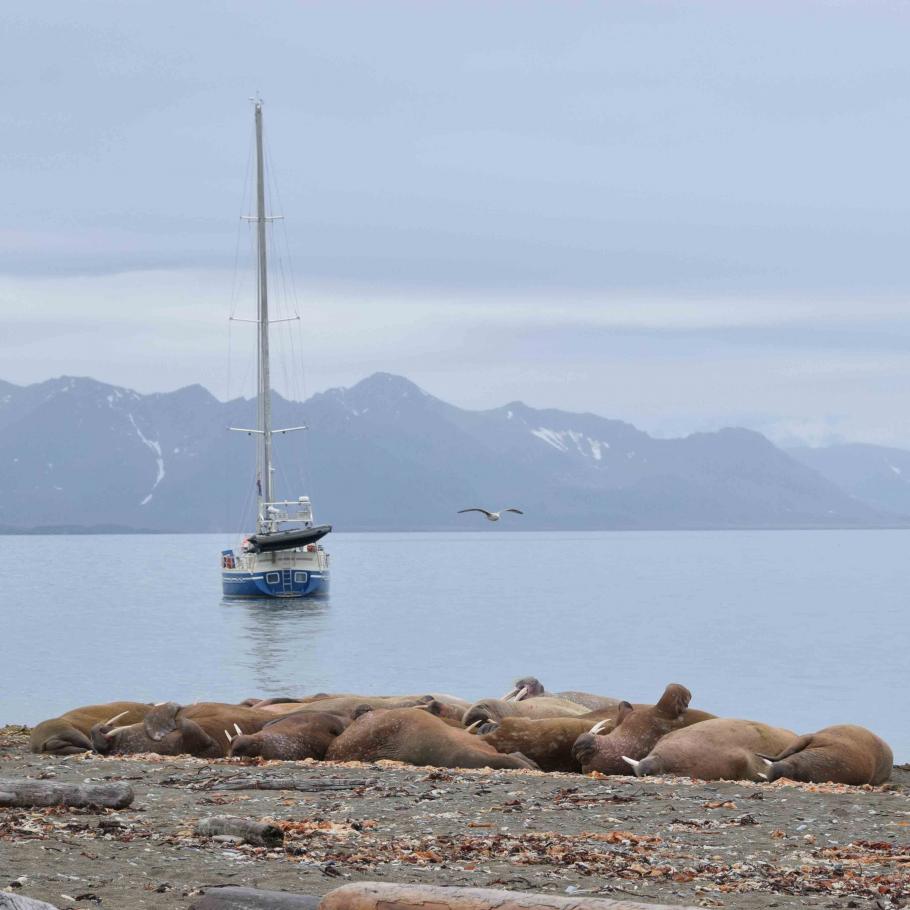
[2,2,908,446]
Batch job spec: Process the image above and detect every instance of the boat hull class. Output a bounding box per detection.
[222,567,329,599]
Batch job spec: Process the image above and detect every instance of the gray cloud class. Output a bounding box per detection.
[2,1,909,446]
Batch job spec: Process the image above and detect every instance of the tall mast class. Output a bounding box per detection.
[254,101,273,509]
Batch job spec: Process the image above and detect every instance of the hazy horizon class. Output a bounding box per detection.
[3,2,909,447]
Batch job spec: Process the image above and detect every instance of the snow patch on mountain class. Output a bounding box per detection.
[128,413,165,505]
[532,427,612,461]
[589,439,607,461]
[531,427,569,452]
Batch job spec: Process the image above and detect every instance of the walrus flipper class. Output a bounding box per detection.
[654,684,692,719]
[42,730,93,755]
[762,734,813,763]
[143,702,182,741]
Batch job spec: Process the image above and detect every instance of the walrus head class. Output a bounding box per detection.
[571,732,599,768]
[88,710,132,754]
[419,699,466,722]
[463,699,519,727]
[502,677,546,701]
[228,733,262,758]
[352,703,375,720]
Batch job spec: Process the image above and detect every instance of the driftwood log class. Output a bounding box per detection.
[320,883,701,910]
[0,895,62,910]
[206,777,375,792]
[0,778,134,809]
[195,815,285,847]
[191,887,319,910]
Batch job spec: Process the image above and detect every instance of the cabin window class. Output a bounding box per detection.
[294,572,307,584]
[266,572,280,584]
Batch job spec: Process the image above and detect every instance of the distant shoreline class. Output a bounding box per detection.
[3,524,910,536]
[0,524,165,536]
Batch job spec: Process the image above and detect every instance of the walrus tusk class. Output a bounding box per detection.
[589,720,610,735]
[513,686,530,702]
[224,729,233,743]
[233,724,243,737]
[413,704,431,710]
[501,687,520,701]
[103,711,129,727]
[756,772,768,780]
[465,720,483,734]
[760,757,773,767]
[622,756,642,776]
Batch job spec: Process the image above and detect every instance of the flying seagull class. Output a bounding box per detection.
[457,508,524,522]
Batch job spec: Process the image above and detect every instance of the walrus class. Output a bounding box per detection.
[762,724,893,786]
[626,718,797,782]
[238,696,342,713]
[504,677,620,712]
[420,699,467,725]
[463,695,589,728]
[229,711,350,760]
[325,707,539,770]
[476,711,622,772]
[30,702,153,755]
[572,684,716,775]
[92,702,274,758]
[249,694,470,720]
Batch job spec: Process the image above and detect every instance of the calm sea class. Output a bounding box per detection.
[2,530,907,760]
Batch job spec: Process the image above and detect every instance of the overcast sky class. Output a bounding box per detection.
[2,1,909,446]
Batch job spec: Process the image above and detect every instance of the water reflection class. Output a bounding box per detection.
[221,596,332,695]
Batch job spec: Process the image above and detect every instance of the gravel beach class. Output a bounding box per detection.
[1,727,908,910]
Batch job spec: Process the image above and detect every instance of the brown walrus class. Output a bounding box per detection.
[504,677,620,712]
[30,702,154,755]
[476,710,622,772]
[571,684,716,775]
[247,694,470,720]
[229,711,350,760]
[463,695,589,728]
[626,718,797,782]
[325,707,539,770]
[91,702,274,758]
[238,696,343,713]
[763,724,893,786]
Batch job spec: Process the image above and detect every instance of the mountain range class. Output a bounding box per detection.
[1,373,907,532]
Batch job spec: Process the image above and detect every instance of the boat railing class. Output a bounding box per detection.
[258,499,315,526]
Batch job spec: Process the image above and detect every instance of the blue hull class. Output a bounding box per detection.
[222,568,329,598]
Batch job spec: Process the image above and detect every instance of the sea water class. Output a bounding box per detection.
[2,530,907,759]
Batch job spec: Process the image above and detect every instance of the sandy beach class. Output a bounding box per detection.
[1,726,908,909]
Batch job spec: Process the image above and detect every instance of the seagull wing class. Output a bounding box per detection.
[458,508,493,518]
[502,508,524,515]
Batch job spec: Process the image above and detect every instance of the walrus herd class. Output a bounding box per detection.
[29,677,894,786]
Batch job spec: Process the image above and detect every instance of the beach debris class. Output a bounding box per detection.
[195,815,285,847]
[0,778,133,809]
[202,776,376,793]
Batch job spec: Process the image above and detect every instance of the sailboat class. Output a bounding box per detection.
[221,101,331,598]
